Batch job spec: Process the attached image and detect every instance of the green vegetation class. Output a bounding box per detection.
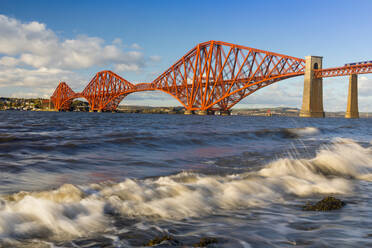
[70,100,89,112]
[117,105,184,114]
[143,235,219,247]
[0,98,91,112]
[0,97,51,111]
[303,196,346,211]
[144,235,175,246]
[193,237,218,247]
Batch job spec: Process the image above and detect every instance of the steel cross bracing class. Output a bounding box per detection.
[314,63,372,78]
[149,41,306,111]
[81,70,135,111]
[50,40,372,112]
[50,82,77,111]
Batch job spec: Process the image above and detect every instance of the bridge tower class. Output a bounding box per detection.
[300,56,325,118]
[345,74,359,118]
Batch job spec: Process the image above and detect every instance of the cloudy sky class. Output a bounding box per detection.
[0,0,372,111]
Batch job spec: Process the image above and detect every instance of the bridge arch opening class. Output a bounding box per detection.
[70,98,89,112]
[103,90,186,112]
[224,77,304,111]
[58,95,89,111]
[314,63,319,69]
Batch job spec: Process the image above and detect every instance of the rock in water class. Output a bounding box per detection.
[303,196,346,211]
[193,237,218,247]
[144,235,180,246]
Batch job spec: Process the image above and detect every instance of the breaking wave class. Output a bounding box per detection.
[1,138,371,242]
[254,126,320,139]
[285,126,320,136]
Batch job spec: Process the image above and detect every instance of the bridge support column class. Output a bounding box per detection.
[220,110,231,116]
[300,56,325,118]
[184,110,194,115]
[345,74,359,118]
[196,110,208,115]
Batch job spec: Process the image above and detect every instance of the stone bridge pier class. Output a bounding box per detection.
[300,56,325,118]
[345,74,359,118]
[299,55,360,119]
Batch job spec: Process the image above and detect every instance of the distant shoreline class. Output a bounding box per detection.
[1,97,371,117]
[1,106,372,118]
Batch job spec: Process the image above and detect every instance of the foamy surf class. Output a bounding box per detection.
[254,126,320,139]
[285,126,320,137]
[0,138,371,243]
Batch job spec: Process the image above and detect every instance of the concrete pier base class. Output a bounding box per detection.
[345,74,359,118]
[300,56,325,118]
[184,110,194,115]
[208,110,215,115]
[220,110,231,116]
[196,110,208,115]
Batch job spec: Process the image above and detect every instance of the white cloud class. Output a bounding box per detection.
[0,14,164,98]
[11,89,52,99]
[358,75,372,96]
[0,15,146,70]
[124,91,181,106]
[0,16,57,56]
[114,64,141,72]
[149,55,161,62]
[131,43,142,49]
[20,53,51,68]
[0,56,19,67]
[0,66,76,88]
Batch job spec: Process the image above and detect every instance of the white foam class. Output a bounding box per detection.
[0,184,106,240]
[286,127,320,136]
[1,138,372,241]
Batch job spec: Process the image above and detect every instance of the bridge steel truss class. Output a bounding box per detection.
[50,82,76,111]
[315,63,372,78]
[50,40,372,112]
[81,71,135,111]
[149,41,306,111]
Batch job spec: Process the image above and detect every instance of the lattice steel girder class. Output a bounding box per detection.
[51,41,372,113]
[50,82,76,110]
[315,63,372,78]
[81,70,135,111]
[150,40,306,110]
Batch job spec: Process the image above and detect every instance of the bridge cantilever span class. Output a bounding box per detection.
[51,40,307,113]
[150,40,306,112]
[315,63,372,78]
[50,40,372,117]
[301,58,372,118]
[50,82,78,111]
[82,70,135,112]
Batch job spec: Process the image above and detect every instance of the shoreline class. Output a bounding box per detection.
[1,108,372,118]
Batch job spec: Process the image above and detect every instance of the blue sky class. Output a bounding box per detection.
[0,0,372,111]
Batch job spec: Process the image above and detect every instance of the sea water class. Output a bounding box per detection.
[0,111,371,247]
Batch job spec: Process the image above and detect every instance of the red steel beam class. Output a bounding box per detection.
[50,40,372,112]
[315,63,372,78]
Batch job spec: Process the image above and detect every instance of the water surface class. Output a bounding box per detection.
[0,111,371,247]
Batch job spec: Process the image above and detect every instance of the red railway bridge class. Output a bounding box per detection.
[51,40,372,118]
